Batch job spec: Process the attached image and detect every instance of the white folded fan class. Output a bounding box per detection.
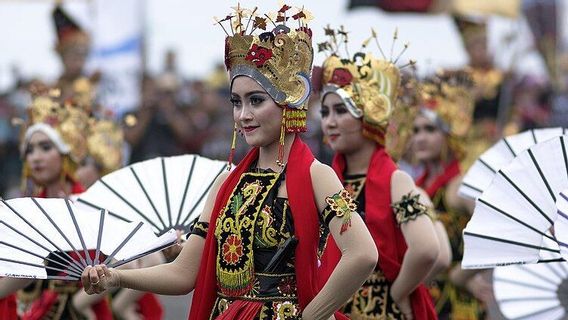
[459,127,566,200]
[462,135,568,268]
[0,198,177,280]
[493,253,568,320]
[77,154,228,235]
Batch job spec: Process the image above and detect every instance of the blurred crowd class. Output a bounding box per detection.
[0,51,555,200]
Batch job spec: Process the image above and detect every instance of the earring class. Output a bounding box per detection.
[227,122,238,170]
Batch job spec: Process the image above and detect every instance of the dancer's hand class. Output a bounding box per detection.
[465,273,493,303]
[394,295,413,320]
[81,264,119,294]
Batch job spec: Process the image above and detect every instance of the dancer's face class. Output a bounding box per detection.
[231,76,283,148]
[411,114,446,163]
[76,159,100,189]
[320,92,366,154]
[25,131,64,186]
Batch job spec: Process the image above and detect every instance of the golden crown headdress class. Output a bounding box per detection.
[24,85,90,164]
[218,4,314,133]
[419,69,475,138]
[415,70,475,161]
[317,26,414,144]
[87,117,124,175]
[385,70,421,161]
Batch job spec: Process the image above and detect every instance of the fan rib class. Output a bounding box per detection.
[494,277,556,292]
[530,128,537,144]
[0,221,83,275]
[161,158,173,229]
[102,222,144,265]
[503,138,516,156]
[528,149,556,202]
[109,239,175,269]
[562,136,568,183]
[2,200,84,274]
[64,199,92,267]
[498,171,554,225]
[499,296,558,303]
[0,256,78,280]
[94,209,105,265]
[175,156,196,227]
[129,168,167,230]
[76,199,136,224]
[518,265,558,285]
[478,198,556,241]
[98,180,162,231]
[461,182,483,194]
[543,260,566,280]
[464,231,560,253]
[478,158,497,174]
[30,199,88,268]
[0,241,82,278]
[180,166,225,227]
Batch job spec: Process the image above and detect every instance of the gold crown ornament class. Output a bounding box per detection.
[24,86,90,164]
[216,4,314,166]
[19,84,91,193]
[317,26,414,145]
[418,69,475,160]
[86,117,124,175]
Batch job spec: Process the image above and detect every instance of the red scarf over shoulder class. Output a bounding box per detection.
[189,136,344,319]
[319,146,437,320]
[416,159,460,198]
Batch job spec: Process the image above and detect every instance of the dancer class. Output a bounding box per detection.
[410,71,488,320]
[82,5,377,320]
[316,26,439,320]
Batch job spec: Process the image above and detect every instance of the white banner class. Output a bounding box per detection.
[88,0,143,117]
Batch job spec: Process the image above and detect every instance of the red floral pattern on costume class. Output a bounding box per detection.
[222,234,244,265]
[245,44,273,67]
[330,68,353,87]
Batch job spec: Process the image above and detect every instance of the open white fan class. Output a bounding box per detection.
[493,258,568,320]
[462,135,568,268]
[0,198,176,280]
[459,128,566,200]
[77,154,228,235]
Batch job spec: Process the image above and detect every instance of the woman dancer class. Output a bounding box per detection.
[82,5,377,320]
[316,27,439,320]
[411,72,488,320]
[0,86,113,319]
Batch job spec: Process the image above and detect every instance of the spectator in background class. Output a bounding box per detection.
[123,73,195,163]
[510,75,552,130]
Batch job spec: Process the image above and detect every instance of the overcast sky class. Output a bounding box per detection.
[0,0,547,91]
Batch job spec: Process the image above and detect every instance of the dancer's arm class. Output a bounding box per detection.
[82,171,229,295]
[389,171,440,319]
[301,162,377,320]
[416,187,452,283]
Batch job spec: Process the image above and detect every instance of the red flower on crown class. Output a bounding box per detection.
[330,68,353,87]
[245,44,273,68]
